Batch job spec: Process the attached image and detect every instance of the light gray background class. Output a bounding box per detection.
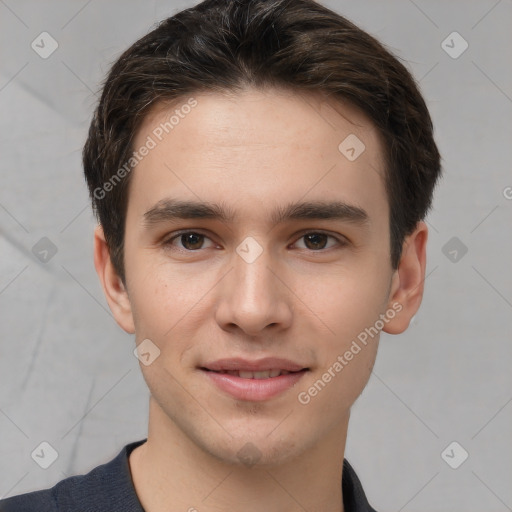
[1,0,511,510]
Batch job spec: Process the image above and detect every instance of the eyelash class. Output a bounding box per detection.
[161,230,347,253]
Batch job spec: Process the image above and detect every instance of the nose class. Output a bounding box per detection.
[214,240,293,337]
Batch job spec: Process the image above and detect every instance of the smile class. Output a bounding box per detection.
[200,367,309,401]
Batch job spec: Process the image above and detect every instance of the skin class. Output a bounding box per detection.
[94,86,427,512]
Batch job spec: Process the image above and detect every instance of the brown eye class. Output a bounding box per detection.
[294,232,343,251]
[303,233,329,250]
[179,233,205,250]
[164,231,215,251]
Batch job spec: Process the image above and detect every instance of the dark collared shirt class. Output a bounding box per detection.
[0,438,378,511]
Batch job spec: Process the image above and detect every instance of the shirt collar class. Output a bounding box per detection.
[117,439,377,512]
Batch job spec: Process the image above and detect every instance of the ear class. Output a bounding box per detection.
[383,221,428,335]
[93,224,135,334]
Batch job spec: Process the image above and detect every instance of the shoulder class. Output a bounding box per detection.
[0,486,57,512]
[342,458,379,512]
[0,439,146,512]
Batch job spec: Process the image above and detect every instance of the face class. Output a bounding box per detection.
[99,87,419,467]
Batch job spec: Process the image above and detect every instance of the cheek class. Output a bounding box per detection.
[127,252,194,332]
[299,260,390,341]
[295,277,385,410]
[127,257,213,372]
[296,264,389,398]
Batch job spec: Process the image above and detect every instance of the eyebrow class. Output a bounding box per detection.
[142,198,370,228]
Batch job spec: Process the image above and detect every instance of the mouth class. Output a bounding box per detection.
[200,368,308,379]
[199,358,310,401]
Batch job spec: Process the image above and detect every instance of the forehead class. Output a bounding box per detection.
[127,87,388,226]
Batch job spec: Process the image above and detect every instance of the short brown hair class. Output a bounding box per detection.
[83,0,442,284]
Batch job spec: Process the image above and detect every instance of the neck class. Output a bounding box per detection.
[129,398,349,512]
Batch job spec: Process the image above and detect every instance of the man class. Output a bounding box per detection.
[0,0,441,510]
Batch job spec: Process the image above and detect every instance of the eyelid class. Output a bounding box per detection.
[292,228,348,244]
[162,229,217,248]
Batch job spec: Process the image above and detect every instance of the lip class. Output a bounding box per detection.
[199,357,310,402]
[201,357,308,372]
[201,368,308,401]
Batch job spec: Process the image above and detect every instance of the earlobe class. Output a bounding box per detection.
[383,221,428,335]
[93,225,135,334]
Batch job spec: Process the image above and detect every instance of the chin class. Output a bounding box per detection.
[200,427,311,468]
